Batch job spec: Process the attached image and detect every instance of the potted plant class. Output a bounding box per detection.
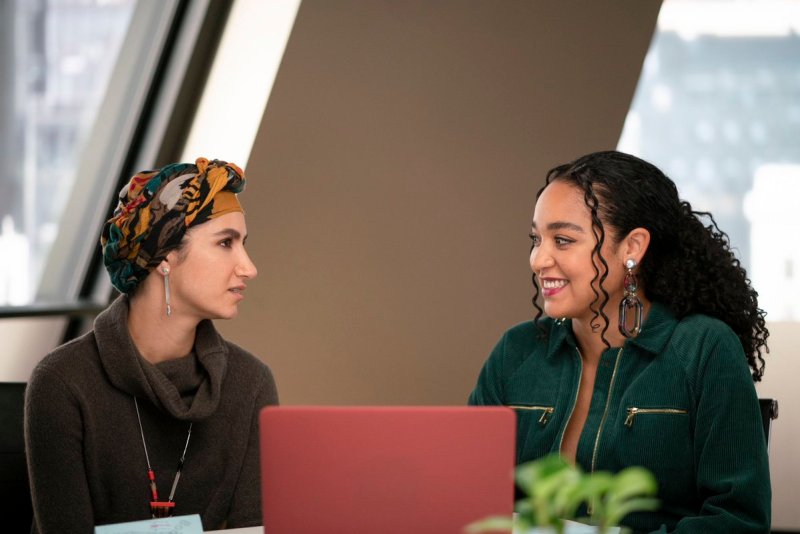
[466,454,659,534]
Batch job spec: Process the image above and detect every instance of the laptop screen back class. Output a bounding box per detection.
[259,406,515,534]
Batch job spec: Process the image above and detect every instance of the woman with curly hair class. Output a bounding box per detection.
[25,158,278,533]
[469,151,770,532]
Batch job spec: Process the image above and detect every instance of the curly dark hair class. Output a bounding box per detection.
[531,150,768,381]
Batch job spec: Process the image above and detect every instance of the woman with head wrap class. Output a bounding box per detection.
[25,158,278,533]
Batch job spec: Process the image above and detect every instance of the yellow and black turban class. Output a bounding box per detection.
[100,157,245,294]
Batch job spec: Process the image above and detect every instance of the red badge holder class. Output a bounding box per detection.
[150,501,176,518]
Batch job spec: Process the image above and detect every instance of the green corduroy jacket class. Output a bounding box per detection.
[469,302,770,533]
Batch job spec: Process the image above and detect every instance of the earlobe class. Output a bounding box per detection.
[159,250,181,275]
[624,227,651,264]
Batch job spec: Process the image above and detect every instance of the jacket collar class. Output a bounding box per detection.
[545,301,678,358]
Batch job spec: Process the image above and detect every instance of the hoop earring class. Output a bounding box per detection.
[618,258,643,338]
[162,267,172,318]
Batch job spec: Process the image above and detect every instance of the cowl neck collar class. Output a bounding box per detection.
[94,295,228,421]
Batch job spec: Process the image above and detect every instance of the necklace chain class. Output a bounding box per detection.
[133,397,193,516]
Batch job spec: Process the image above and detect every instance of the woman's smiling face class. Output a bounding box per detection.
[529,180,627,323]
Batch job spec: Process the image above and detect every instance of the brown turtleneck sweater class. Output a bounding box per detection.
[24,296,279,533]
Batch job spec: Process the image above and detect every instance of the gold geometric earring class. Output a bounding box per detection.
[162,267,172,318]
[618,258,642,338]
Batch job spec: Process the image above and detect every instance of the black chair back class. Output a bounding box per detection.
[0,382,32,533]
[758,398,779,450]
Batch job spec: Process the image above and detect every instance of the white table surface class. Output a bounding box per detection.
[204,527,262,534]
[204,521,618,533]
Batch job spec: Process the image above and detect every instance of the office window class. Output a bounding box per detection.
[0,0,137,305]
[619,0,800,320]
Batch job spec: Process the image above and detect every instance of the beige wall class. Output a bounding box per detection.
[218,0,662,405]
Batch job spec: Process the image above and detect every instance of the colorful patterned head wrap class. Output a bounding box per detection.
[101,157,245,294]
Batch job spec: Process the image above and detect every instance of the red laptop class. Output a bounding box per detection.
[259,406,515,534]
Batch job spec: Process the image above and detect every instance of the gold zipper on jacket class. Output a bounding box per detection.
[590,347,624,475]
[587,347,623,516]
[624,407,688,428]
[558,347,583,453]
[508,405,555,425]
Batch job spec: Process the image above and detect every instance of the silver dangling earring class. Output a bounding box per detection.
[162,267,172,318]
[618,258,643,338]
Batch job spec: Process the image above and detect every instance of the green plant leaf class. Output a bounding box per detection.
[534,468,580,500]
[606,467,658,507]
[516,455,582,526]
[515,498,534,524]
[551,476,589,520]
[515,499,532,514]
[463,515,514,533]
[515,455,572,495]
[604,497,660,528]
[579,472,614,498]
[578,472,615,524]
[473,454,660,533]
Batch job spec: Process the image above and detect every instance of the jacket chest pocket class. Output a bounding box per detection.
[616,405,693,499]
[624,407,688,427]
[509,405,554,425]
[508,404,557,464]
